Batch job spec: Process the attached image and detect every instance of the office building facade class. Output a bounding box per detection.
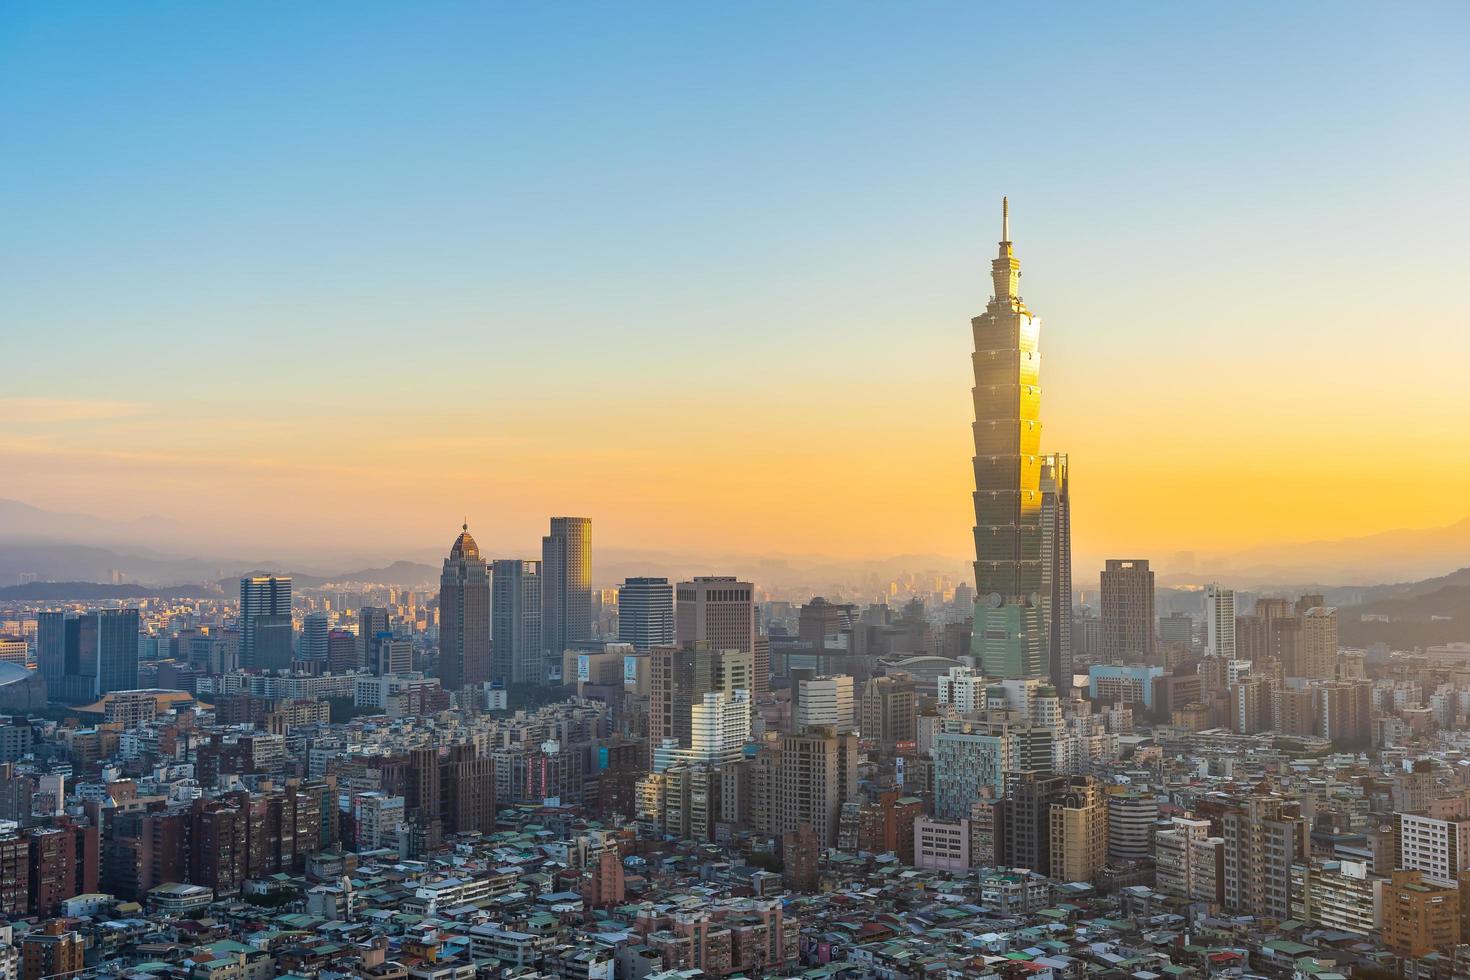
[617,577,675,652]
[438,525,491,691]
[239,576,291,669]
[492,559,543,685]
[1099,559,1155,664]
[541,517,592,661]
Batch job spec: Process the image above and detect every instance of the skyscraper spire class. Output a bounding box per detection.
[991,197,1022,306]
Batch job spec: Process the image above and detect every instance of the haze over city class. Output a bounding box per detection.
[5,3,1469,586]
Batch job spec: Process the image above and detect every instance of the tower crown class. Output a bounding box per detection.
[991,197,1022,306]
[450,523,479,561]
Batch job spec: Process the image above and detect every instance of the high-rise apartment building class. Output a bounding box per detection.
[618,577,675,652]
[1154,815,1223,903]
[239,576,291,670]
[1383,869,1460,959]
[1233,614,1267,662]
[1319,680,1371,742]
[1301,606,1338,680]
[1291,858,1380,938]
[1099,560,1155,664]
[1048,776,1106,883]
[541,517,592,661]
[1106,789,1158,864]
[775,728,859,850]
[1221,794,1306,920]
[970,200,1045,680]
[1396,813,1470,886]
[1039,453,1072,690]
[1204,585,1236,659]
[21,919,84,980]
[1158,613,1194,650]
[1003,771,1068,874]
[491,559,543,685]
[439,743,497,838]
[438,525,491,691]
[933,732,1010,820]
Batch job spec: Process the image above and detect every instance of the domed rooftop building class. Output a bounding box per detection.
[449,523,479,561]
[0,661,47,714]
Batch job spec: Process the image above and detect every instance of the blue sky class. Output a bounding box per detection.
[3,2,1468,564]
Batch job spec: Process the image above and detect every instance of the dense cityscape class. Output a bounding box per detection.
[0,203,1463,980]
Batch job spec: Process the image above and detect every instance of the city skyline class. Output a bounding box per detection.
[4,4,1469,576]
[3,7,1470,975]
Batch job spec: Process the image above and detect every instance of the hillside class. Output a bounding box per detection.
[0,581,221,601]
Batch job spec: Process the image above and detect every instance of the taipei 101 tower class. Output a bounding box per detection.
[970,199,1046,679]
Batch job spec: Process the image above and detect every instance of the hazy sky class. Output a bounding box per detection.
[4,3,1468,569]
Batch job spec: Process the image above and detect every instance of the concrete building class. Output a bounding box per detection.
[676,578,758,694]
[933,731,1009,820]
[937,664,985,714]
[652,690,749,772]
[1099,559,1155,664]
[1048,776,1106,883]
[794,675,854,734]
[1106,789,1158,864]
[1204,584,1236,660]
[1003,770,1068,874]
[1396,813,1470,885]
[1383,868,1459,959]
[1088,663,1164,709]
[1301,606,1338,680]
[648,642,752,769]
[859,672,916,751]
[1290,858,1380,937]
[914,816,971,872]
[774,727,858,849]
[352,792,406,850]
[1222,794,1305,920]
[1154,815,1221,902]
[21,919,83,980]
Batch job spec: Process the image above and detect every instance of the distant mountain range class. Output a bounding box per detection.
[1167,516,1470,588]
[1336,565,1470,648]
[219,560,440,590]
[4,496,1470,612]
[0,581,220,601]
